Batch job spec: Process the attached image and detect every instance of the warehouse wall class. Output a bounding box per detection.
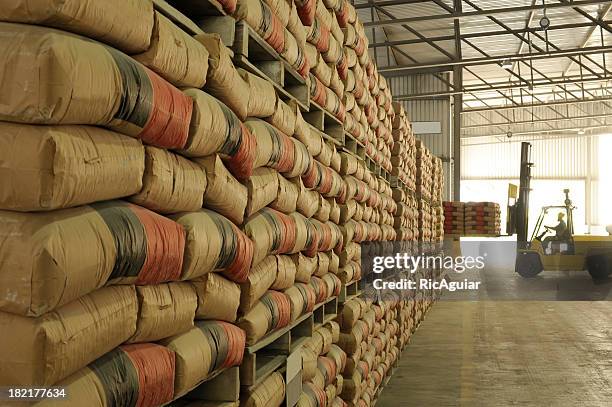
[461,135,594,180]
[461,134,605,232]
[388,74,452,200]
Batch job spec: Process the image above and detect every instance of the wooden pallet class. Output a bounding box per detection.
[365,156,381,177]
[232,21,309,111]
[343,132,366,160]
[167,0,228,17]
[313,296,338,329]
[304,101,345,144]
[310,124,342,147]
[185,366,240,402]
[284,350,303,407]
[339,280,361,303]
[240,312,314,388]
[153,0,206,35]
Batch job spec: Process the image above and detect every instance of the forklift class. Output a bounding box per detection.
[508,142,612,279]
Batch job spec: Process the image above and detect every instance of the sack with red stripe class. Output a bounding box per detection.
[0,286,137,386]
[248,119,296,174]
[238,290,292,345]
[162,320,245,396]
[52,343,175,407]
[171,209,253,282]
[234,0,285,53]
[243,207,298,265]
[284,283,317,321]
[0,23,192,149]
[0,201,184,316]
[181,89,256,180]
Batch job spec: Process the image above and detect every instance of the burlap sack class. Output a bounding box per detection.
[315,195,331,222]
[330,147,342,172]
[247,119,293,173]
[272,255,297,290]
[0,122,144,211]
[243,208,295,265]
[40,343,175,407]
[284,283,316,321]
[329,198,341,224]
[321,273,341,297]
[0,0,154,54]
[133,11,208,88]
[245,167,280,217]
[240,255,278,314]
[162,321,245,397]
[281,28,309,76]
[293,253,318,283]
[265,97,297,137]
[128,283,197,343]
[196,155,247,225]
[313,55,332,86]
[170,210,223,279]
[181,89,236,157]
[286,137,312,178]
[0,286,137,386]
[316,141,333,166]
[240,69,276,118]
[0,206,117,315]
[242,371,286,407]
[301,346,318,382]
[288,2,308,51]
[130,146,206,214]
[238,291,291,345]
[171,209,253,282]
[196,33,249,120]
[289,212,310,254]
[270,173,299,213]
[294,178,320,218]
[0,23,192,149]
[235,0,285,53]
[193,273,241,322]
[339,298,366,331]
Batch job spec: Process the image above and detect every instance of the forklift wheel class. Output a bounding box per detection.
[586,255,610,280]
[515,252,543,278]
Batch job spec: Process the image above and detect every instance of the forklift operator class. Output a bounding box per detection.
[538,212,567,242]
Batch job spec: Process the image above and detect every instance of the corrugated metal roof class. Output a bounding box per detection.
[366,0,612,100]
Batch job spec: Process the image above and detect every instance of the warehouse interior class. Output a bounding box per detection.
[361,0,612,405]
[0,0,610,406]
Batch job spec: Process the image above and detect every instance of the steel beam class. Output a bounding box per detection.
[462,96,612,113]
[374,6,456,60]
[452,0,462,201]
[395,75,612,99]
[354,0,431,10]
[368,21,611,49]
[379,45,612,73]
[362,0,611,28]
[453,65,462,201]
[462,113,612,129]
[463,124,611,138]
[563,3,612,76]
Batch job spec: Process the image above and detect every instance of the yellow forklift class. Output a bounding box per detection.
[509,143,612,279]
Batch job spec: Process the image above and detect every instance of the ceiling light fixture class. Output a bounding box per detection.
[577,129,585,135]
[500,60,513,69]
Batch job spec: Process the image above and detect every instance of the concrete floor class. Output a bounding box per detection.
[378,269,612,406]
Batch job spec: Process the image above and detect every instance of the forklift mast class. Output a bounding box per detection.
[516,142,533,243]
